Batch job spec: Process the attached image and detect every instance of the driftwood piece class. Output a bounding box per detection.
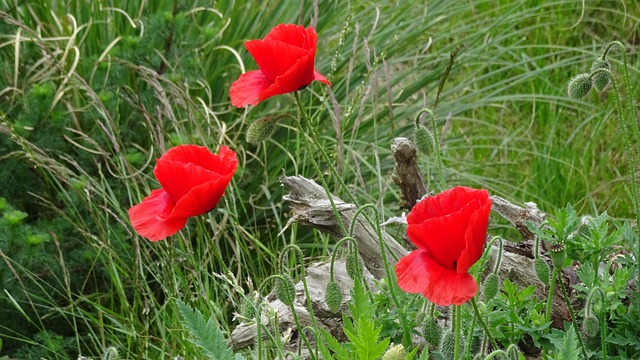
[392,137,428,209]
[281,175,408,279]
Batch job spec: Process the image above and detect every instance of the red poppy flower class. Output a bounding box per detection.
[229,24,331,107]
[128,145,237,241]
[395,187,492,306]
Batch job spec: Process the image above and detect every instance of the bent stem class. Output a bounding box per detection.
[415,108,446,190]
[471,297,498,350]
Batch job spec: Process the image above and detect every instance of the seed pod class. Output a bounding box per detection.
[567,73,592,99]
[590,58,611,92]
[483,273,500,302]
[534,257,550,286]
[549,243,566,269]
[325,280,343,313]
[275,275,296,307]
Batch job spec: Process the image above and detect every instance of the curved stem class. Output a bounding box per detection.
[493,237,503,274]
[280,244,320,359]
[587,287,607,360]
[471,297,498,350]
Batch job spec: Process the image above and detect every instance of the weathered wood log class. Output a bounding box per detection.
[391,137,428,210]
[280,175,408,279]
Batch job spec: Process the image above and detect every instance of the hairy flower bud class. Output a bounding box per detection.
[567,73,592,99]
[423,317,443,347]
[275,275,296,307]
[582,315,600,338]
[246,117,278,145]
[346,252,364,280]
[534,257,551,286]
[590,58,611,92]
[382,344,406,360]
[440,330,463,360]
[325,280,343,313]
[415,125,435,156]
[483,273,500,302]
[240,295,258,320]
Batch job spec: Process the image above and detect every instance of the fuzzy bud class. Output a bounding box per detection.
[534,257,551,286]
[382,344,406,360]
[590,58,611,92]
[440,330,463,360]
[483,273,500,302]
[423,317,443,347]
[325,280,343,313]
[582,315,600,339]
[246,117,278,145]
[549,243,566,269]
[275,275,296,307]
[240,296,258,320]
[415,125,435,156]
[346,252,364,280]
[567,73,592,99]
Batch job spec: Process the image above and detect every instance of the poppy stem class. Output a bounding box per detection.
[558,274,589,360]
[453,305,461,360]
[471,297,499,350]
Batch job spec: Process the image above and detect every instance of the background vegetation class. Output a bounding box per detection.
[0,0,638,358]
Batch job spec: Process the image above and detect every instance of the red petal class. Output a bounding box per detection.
[264,24,317,51]
[154,146,237,202]
[245,39,309,82]
[457,199,492,273]
[229,70,272,107]
[128,189,188,241]
[396,249,431,293]
[396,249,478,306]
[314,70,331,86]
[171,172,234,218]
[406,187,490,269]
[421,258,479,306]
[258,53,317,99]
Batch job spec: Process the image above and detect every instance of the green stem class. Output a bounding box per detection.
[545,268,558,326]
[587,287,607,360]
[280,245,320,359]
[471,297,498,350]
[464,305,476,359]
[294,91,348,237]
[558,277,588,359]
[454,305,461,360]
[354,204,413,347]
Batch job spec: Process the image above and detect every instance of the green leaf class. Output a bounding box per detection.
[176,299,242,360]
[554,325,580,360]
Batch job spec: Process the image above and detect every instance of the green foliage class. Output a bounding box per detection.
[176,299,245,360]
[553,325,581,360]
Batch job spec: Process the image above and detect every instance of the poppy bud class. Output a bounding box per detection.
[382,344,406,360]
[346,252,364,280]
[506,344,524,360]
[549,243,566,269]
[246,117,278,145]
[440,330,463,360]
[483,273,500,302]
[415,125,435,156]
[423,317,443,347]
[275,275,296,307]
[325,280,343,313]
[534,257,551,286]
[590,58,611,92]
[567,73,592,99]
[581,315,600,338]
[241,294,260,320]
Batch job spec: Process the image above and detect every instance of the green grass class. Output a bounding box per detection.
[0,0,639,358]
